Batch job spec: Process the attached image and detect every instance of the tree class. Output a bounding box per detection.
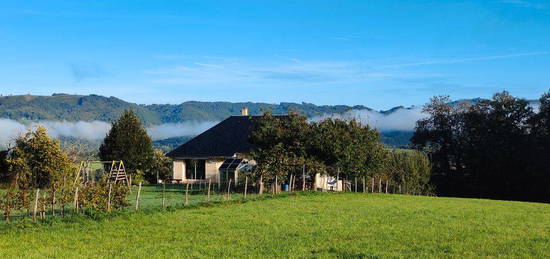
[385,150,432,195]
[99,110,154,182]
[4,126,77,189]
[0,126,77,218]
[413,91,549,202]
[250,112,387,183]
[309,118,386,179]
[145,149,172,183]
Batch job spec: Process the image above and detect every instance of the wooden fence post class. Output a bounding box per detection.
[135,182,142,211]
[41,192,46,219]
[207,178,211,201]
[107,183,112,212]
[162,182,166,207]
[259,176,264,195]
[244,176,248,199]
[275,175,278,194]
[185,182,190,205]
[73,186,79,213]
[33,189,40,222]
[227,179,232,200]
[52,191,56,216]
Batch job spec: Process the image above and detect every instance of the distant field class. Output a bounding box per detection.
[0,193,548,258]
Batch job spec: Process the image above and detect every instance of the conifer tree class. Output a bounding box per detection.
[99,110,154,180]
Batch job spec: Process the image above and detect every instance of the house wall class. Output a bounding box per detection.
[314,173,342,191]
[206,159,224,183]
[172,160,185,181]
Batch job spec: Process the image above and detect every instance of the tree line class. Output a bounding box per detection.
[248,113,432,194]
[413,91,550,202]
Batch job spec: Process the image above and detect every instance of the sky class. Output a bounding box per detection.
[1,0,550,110]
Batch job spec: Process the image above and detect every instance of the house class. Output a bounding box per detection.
[167,107,262,184]
[166,107,343,191]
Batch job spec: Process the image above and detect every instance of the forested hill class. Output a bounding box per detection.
[0,94,371,125]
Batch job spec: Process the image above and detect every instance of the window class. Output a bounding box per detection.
[185,159,206,179]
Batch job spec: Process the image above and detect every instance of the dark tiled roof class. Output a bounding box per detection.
[167,116,267,158]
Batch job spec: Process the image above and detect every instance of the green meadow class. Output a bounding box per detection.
[0,192,548,258]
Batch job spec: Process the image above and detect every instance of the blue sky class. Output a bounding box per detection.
[1,0,550,109]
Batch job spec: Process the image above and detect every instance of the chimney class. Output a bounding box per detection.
[241,107,249,116]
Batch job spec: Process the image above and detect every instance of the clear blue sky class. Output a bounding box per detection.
[1,0,549,109]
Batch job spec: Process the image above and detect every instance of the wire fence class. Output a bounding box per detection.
[1,176,416,223]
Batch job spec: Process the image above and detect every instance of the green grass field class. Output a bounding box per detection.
[0,193,548,258]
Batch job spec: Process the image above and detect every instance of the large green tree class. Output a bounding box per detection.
[413,91,549,202]
[3,126,77,189]
[250,112,387,182]
[99,110,154,181]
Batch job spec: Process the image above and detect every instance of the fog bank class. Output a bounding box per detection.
[0,119,218,148]
[311,107,428,132]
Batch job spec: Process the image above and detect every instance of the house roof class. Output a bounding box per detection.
[167,115,276,159]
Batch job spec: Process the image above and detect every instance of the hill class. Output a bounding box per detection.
[0,193,547,257]
[0,94,413,147]
[0,94,370,125]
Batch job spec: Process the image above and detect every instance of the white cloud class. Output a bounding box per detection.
[0,119,220,148]
[380,52,550,68]
[147,121,218,140]
[311,107,428,131]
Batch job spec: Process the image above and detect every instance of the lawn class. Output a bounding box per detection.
[0,193,548,258]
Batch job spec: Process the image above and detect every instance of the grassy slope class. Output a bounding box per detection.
[0,193,548,258]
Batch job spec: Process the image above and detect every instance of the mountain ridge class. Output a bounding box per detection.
[0,94,376,125]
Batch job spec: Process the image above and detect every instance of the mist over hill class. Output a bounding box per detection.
[0,93,463,149]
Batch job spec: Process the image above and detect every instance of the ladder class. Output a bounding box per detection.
[108,161,130,187]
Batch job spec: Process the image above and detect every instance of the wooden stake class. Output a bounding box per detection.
[33,189,40,222]
[227,178,232,200]
[41,192,46,219]
[185,182,190,205]
[135,182,142,211]
[289,174,293,192]
[259,176,264,195]
[162,182,166,207]
[107,183,112,212]
[207,178,211,201]
[73,186,79,213]
[244,176,248,199]
[52,191,56,216]
[275,175,278,194]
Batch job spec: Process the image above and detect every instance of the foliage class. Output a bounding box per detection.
[1,126,77,189]
[385,150,432,195]
[250,112,387,182]
[0,193,548,258]
[309,118,386,179]
[99,110,155,181]
[413,91,550,202]
[144,149,172,183]
[79,177,130,212]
